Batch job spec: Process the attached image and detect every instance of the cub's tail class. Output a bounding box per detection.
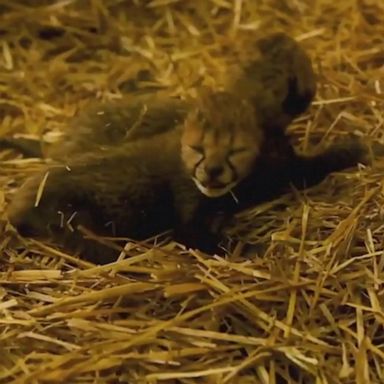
[0,137,44,158]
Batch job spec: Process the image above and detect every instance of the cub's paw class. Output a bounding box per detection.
[329,136,384,168]
[174,227,225,256]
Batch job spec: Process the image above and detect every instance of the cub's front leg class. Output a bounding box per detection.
[171,180,225,255]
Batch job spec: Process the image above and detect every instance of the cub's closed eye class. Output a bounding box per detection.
[189,145,205,154]
[229,147,247,156]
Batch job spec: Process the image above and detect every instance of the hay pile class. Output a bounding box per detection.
[1,1,384,383]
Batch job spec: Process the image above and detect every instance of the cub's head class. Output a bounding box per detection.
[181,90,264,197]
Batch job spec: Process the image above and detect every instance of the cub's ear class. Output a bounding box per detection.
[282,75,316,117]
[256,32,291,53]
[257,32,317,119]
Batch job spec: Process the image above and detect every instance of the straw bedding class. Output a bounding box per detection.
[1,1,384,383]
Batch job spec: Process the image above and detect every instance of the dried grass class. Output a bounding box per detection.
[1,0,384,383]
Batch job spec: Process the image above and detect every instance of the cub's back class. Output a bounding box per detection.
[6,127,195,255]
[46,92,189,159]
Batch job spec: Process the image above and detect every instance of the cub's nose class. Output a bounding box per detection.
[205,165,224,179]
